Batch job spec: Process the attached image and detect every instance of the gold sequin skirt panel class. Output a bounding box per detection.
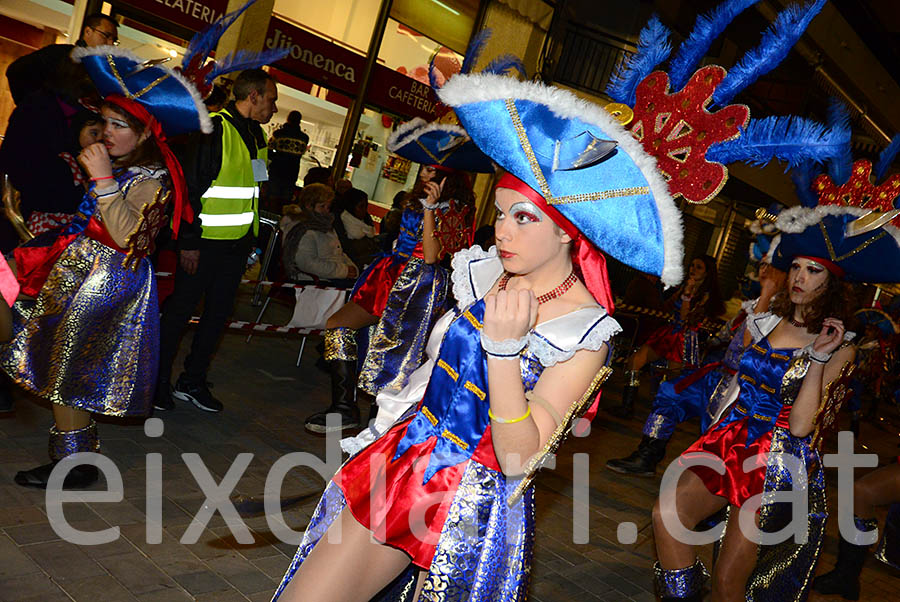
[0,236,158,416]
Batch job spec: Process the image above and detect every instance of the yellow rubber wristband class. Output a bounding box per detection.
[488,406,531,424]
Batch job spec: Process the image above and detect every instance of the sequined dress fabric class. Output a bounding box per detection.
[357,254,449,395]
[0,177,160,417]
[680,328,827,600]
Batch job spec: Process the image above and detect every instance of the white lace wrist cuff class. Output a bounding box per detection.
[419,197,439,210]
[803,345,832,364]
[481,332,527,359]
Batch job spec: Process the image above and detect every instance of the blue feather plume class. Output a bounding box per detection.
[482,54,526,77]
[461,29,492,74]
[605,15,672,106]
[669,0,760,92]
[825,99,853,186]
[706,115,850,170]
[182,0,256,71]
[790,160,823,207]
[874,134,900,181]
[205,48,290,83]
[712,0,825,107]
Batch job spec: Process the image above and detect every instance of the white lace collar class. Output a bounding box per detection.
[451,244,504,306]
[450,244,622,367]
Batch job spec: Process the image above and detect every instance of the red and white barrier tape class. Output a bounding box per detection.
[155,272,349,292]
[189,316,323,336]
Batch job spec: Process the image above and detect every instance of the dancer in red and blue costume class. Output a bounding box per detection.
[606,260,785,477]
[651,141,900,600]
[302,164,477,434]
[272,57,685,600]
[608,254,725,419]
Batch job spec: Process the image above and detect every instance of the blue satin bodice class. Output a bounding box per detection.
[393,299,546,484]
[716,336,797,444]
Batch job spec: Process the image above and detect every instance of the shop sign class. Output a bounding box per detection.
[265,18,363,96]
[266,17,444,121]
[116,0,229,32]
[369,69,442,121]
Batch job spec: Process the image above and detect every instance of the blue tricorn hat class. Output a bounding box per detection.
[73,46,212,137]
[771,207,900,283]
[387,117,495,173]
[438,73,683,286]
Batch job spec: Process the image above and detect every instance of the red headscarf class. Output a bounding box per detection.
[103,95,193,237]
[795,255,845,278]
[495,173,615,314]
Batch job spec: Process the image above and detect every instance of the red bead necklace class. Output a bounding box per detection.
[789,316,807,328]
[498,270,578,304]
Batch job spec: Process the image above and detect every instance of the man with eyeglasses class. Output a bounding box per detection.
[5,12,118,105]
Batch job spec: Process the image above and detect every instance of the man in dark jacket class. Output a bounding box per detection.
[6,13,117,105]
[266,110,309,207]
[155,69,278,413]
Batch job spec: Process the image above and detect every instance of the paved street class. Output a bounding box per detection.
[0,285,898,601]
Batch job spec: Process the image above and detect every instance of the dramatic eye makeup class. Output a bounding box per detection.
[508,201,542,223]
[107,117,130,129]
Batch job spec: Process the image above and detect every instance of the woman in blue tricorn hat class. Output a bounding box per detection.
[1,0,284,489]
[272,55,684,599]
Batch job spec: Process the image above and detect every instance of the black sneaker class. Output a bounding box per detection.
[153,383,175,412]
[173,375,223,413]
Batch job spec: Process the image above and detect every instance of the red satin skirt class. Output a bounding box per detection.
[336,414,501,569]
[644,325,686,363]
[350,256,407,317]
[680,407,790,508]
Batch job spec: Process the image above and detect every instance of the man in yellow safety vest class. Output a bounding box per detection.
[155,69,278,412]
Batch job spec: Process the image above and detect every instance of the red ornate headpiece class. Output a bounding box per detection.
[629,67,749,204]
[813,160,900,228]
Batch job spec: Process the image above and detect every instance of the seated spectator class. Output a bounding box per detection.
[379,190,408,250]
[340,188,376,240]
[335,178,352,197]
[303,166,333,189]
[281,184,357,280]
[337,188,380,267]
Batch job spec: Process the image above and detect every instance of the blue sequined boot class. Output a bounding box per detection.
[654,558,709,601]
[14,421,100,489]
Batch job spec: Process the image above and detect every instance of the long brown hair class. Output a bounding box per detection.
[103,102,165,169]
[769,267,857,334]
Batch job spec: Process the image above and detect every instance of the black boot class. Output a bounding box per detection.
[608,373,639,419]
[304,359,360,433]
[0,375,14,413]
[606,436,668,477]
[15,462,99,489]
[15,422,100,489]
[812,523,876,601]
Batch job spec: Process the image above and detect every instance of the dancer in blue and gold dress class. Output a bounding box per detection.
[652,173,900,600]
[1,2,279,488]
[273,56,685,600]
